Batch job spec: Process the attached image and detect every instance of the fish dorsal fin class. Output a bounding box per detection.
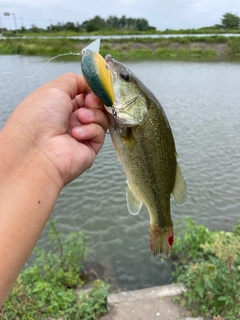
[172,162,187,205]
[126,183,143,215]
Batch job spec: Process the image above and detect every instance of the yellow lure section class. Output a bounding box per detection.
[81,50,114,107]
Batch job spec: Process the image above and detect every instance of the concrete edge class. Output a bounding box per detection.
[107,283,186,306]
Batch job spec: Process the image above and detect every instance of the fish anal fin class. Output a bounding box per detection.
[149,224,173,258]
[126,184,142,216]
[172,162,187,205]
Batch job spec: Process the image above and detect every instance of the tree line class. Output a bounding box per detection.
[2,12,240,34]
[24,15,156,33]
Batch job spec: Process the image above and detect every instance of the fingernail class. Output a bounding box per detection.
[83,108,94,119]
[74,126,84,135]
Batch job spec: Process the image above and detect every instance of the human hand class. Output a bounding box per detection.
[2,73,108,189]
[0,73,109,302]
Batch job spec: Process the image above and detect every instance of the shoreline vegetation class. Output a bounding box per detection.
[1,34,240,60]
[1,218,239,319]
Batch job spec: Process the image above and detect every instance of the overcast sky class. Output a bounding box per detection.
[1,0,240,31]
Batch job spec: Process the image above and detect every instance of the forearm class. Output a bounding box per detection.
[0,126,61,306]
[0,73,107,306]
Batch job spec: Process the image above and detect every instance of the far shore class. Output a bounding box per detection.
[0,35,240,60]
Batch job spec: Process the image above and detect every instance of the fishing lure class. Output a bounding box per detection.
[0,37,114,108]
[81,40,114,107]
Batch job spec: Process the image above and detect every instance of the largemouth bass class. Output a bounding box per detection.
[104,54,186,258]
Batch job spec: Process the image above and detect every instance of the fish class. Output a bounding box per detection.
[104,54,187,258]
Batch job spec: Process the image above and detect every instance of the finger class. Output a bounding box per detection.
[77,108,109,131]
[72,92,104,113]
[41,73,88,100]
[68,112,80,135]
[85,93,104,110]
[72,123,106,155]
[72,94,86,112]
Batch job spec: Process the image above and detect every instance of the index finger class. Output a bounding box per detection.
[72,92,104,113]
[43,72,88,100]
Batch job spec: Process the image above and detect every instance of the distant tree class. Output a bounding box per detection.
[45,15,156,33]
[20,26,27,33]
[126,17,135,29]
[148,26,156,31]
[106,15,119,29]
[221,12,240,29]
[47,24,53,31]
[29,24,40,33]
[92,15,106,29]
[119,15,127,29]
[47,22,63,31]
[136,18,150,31]
[63,22,77,31]
[82,15,106,32]
[86,21,98,32]
[75,22,83,32]
[213,24,223,29]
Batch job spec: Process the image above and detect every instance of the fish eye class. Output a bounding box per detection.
[119,70,130,82]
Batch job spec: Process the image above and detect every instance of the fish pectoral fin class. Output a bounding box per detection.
[126,184,142,216]
[172,162,187,205]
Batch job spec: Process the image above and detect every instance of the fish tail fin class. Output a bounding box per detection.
[149,224,174,258]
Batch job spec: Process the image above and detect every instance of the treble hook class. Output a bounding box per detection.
[106,107,118,134]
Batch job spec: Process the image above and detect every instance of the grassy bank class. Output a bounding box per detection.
[172,218,240,320]
[3,27,240,37]
[0,222,110,320]
[1,36,240,60]
[1,218,239,319]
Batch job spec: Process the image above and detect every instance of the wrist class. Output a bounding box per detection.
[0,126,61,304]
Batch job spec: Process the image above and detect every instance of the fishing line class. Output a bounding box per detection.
[0,39,101,79]
[0,51,82,79]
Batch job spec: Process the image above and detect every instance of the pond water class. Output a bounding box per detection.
[1,33,240,40]
[0,55,239,290]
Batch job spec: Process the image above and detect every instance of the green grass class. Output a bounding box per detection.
[4,27,240,37]
[128,49,153,59]
[0,222,110,320]
[100,48,124,59]
[154,48,217,58]
[0,38,78,56]
[229,38,240,55]
[172,218,240,320]
[154,48,177,58]
[0,36,239,60]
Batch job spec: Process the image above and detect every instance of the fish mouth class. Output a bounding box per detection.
[105,95,140,126]
[105,94,138,113]
[105,54,115,69]
[104,54,140,125]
